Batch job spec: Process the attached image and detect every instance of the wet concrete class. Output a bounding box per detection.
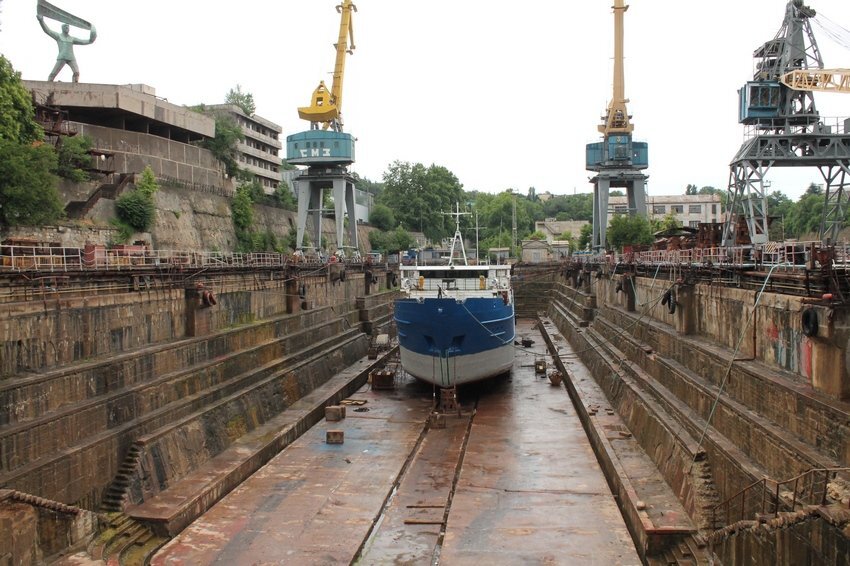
[152,320,640,564]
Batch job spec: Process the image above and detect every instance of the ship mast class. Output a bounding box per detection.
[443,204,471,267]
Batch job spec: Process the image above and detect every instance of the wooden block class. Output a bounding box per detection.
[326,430,344,444]
[371,370,395,390]
[428,412,446,429]
[325,405,346,422]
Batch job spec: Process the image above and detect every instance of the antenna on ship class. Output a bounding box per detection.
[442,203,471,267]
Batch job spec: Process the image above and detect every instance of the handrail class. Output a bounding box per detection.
[710,467,850,529]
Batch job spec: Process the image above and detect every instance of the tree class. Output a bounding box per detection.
[0,140,63,227]
[607,214,653,251]
[201,114,243,178]
[135,165,159,198]
[56,135,93,182]
[527,230,546,240]
[0,56,42,144]
[369,204,395,231]
[785,186,825,239]
[542,193,593,221]
[225,84,256,116]
[379,161,463,242]
[577,223,592,251]
[685,184,698,195]
[273,182,297,210]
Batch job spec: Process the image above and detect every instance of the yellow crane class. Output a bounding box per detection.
[781,68,850,92]
[298,0,357,132]
[598,0,633,135]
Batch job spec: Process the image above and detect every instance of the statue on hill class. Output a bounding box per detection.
[36,0,96,83]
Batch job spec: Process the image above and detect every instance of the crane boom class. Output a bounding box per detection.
[781,69,850,93]
[298,1,357,132]
[598,0,633,135]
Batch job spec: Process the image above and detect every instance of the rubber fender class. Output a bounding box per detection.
[299,283,307,300]
[201,290,211,306]
[576,273,583,286]
[615,282,623,293]
[340,269,346,282]
[667,291,676,314]
[661,290,671,306]
[595,270,603,280]
[207,291,217,306]
[802,308,818,337]
[388,272,397,287]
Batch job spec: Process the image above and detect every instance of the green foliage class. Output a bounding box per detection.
[652,212,681,232]
[369,227,415,253]
[136,165,159,198]
[479,230,513,254]
[685,184,698,195]
[273,182,297,210]
[0,139,63,227]
[225,84,256,116]
[578,224,592,251]
[528,230,546,240]
[232,183,254,249]
[56,135,93,182]
[115,189,155,232]
[369,204,395,231]
[281,159,296,171]
[785,187,825,239]
[607,214,653,251]
[378,161,464,242]
[202,114,243,178]
[542,193,593,221]
[114,166,158,232]
[109,218,135,243]
[353,173,384,197]
[0,56,42,144]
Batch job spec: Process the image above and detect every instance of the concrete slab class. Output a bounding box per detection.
[438,320,640,565]
[150,379,433,565]
[152,320,641,564]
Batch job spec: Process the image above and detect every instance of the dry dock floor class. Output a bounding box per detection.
[152,320,640,565]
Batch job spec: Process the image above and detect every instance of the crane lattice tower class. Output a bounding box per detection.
[723,0,850,246]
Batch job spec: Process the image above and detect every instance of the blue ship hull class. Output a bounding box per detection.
[394,297,516,387]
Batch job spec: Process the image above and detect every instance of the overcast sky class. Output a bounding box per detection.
[2,1,850,201]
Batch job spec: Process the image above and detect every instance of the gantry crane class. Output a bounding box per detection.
[723,0,850,246]
[287,1,360,253]
[586,0,649,252]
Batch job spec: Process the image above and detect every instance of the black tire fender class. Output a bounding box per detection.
[802,308,818,337]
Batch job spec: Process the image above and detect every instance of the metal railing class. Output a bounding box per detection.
[570,241,850,270]
[0,245,291,273]
[711,467,850,529]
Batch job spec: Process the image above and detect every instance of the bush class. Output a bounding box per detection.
[115,190,155,232]
[56,135,92,182]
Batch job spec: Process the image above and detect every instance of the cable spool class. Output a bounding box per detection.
[802,308,818,337]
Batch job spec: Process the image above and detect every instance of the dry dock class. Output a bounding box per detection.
[151,320,640,565]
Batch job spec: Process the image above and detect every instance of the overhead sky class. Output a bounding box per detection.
[2,1,850,201]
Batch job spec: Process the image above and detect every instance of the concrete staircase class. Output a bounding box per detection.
[64,173,134,219]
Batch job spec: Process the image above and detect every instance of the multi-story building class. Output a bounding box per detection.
[609,194,723,228]
[206,104,282,193]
